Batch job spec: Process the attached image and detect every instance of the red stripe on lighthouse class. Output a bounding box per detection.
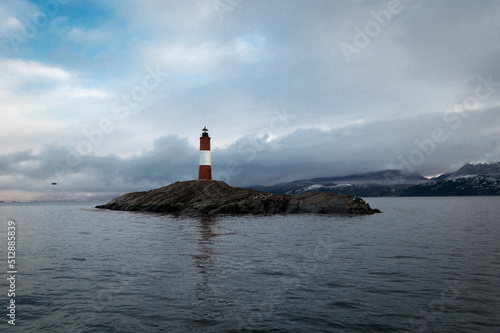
[199,127,212,180]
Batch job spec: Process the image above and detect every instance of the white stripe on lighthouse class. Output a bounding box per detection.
[199,150,211,165]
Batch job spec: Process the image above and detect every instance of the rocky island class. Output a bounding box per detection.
[96,180,381,215]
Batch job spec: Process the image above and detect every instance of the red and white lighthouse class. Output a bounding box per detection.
[198,127,212,180]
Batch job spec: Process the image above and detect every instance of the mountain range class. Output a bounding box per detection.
[248,162,500,197]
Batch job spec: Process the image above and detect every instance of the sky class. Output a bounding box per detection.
[1,0,500,201]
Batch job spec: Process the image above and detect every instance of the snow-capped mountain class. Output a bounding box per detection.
[248,162,500,197]
[249,170,428,197]
[401,162,500,196]
[447,162,500,178]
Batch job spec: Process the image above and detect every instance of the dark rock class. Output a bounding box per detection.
[96,180,381,215]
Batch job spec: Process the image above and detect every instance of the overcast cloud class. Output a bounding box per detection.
[1,0,500,200]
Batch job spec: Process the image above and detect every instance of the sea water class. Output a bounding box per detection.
[0,197,499,332]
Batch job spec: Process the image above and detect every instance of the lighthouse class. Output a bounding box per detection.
[198,127,212,180]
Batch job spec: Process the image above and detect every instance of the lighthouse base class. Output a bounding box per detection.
[199,165,212,180]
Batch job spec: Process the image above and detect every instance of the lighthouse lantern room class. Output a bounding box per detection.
[198,127,212,180]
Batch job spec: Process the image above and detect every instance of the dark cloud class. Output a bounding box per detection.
[1,107,498,199]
